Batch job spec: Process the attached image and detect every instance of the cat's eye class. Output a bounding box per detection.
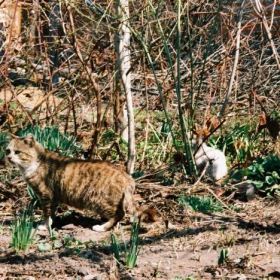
[5,149,10,155]
[15,150,21,155]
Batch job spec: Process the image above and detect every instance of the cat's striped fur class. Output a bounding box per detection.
[6,133,139,232]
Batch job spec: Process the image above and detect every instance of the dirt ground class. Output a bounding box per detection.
[1,175,280,280]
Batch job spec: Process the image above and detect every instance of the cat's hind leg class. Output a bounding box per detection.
[38,216,53,232]
[92,221,115,232]
[92,205,125,232]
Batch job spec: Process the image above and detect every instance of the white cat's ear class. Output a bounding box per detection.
[24,133,35,146]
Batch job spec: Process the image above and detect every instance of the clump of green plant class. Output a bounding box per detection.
[232,154,280,196]
[18,125,81,156]
[110,217,141,268]
[178,195,223,213]
[10,203,38,253]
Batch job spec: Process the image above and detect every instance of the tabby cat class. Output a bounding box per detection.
[6,133,140,232]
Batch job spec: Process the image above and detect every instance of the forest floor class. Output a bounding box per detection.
[1,176,280,280]
[1,88,280,279]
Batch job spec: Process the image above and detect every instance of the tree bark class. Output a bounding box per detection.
[115,0,135,174]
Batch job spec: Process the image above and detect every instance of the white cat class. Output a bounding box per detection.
[189,134,228,182]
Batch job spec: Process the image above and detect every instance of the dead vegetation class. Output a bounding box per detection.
[1,0,280,279]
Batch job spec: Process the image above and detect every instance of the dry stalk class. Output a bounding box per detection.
[67,3,101,158]
[218,0,245,120]
[251,0,280,71]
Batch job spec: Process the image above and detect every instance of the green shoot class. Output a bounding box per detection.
[126,216,141,268]
[10,203,38,253]
[218,248,229,266]
[110,216,142,268]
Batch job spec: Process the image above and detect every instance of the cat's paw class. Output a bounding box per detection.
[92,224,106,232]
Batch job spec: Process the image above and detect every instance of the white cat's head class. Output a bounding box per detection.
[187,131,203,149]
[6,133,44,168]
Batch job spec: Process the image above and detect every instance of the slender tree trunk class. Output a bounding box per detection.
[45,0,60,86]
[115,0,135,174]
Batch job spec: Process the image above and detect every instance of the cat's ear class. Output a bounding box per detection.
[24,133,35,147]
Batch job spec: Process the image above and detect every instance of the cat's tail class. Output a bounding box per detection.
[137,207,158,223]
[125,184,158,223]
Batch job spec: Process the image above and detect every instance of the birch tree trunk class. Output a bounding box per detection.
[115,0,135,174]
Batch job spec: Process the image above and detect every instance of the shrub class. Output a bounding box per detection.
[232,154,280,196]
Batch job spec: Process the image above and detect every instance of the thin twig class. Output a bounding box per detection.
[218,0,245,119]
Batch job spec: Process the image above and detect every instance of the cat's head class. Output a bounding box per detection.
[6,133,44,168]
[187,131,203,148]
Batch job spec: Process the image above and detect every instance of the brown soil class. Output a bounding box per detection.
[1,175,280,280]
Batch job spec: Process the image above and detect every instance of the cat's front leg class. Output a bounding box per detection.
[37,190,54,236]
[38,202,59,237]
